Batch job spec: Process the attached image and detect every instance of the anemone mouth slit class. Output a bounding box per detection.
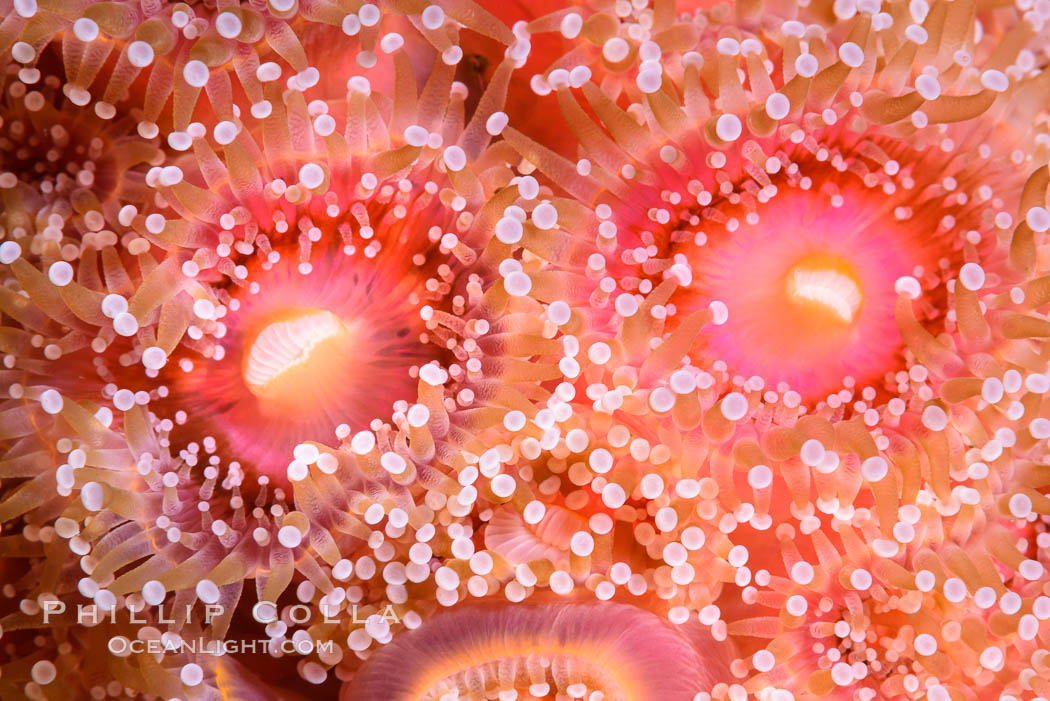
[241,307,353,407]
[786,254,864,325]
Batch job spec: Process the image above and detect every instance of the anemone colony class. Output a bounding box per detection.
[0,0,1049,698]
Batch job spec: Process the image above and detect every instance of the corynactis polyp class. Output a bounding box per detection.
[151,185,459,480]
[342,601,730,700]
[667,136,988,401]
[124,70,503,479]
[2,0,1050,700]
[509,1,1050,405]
